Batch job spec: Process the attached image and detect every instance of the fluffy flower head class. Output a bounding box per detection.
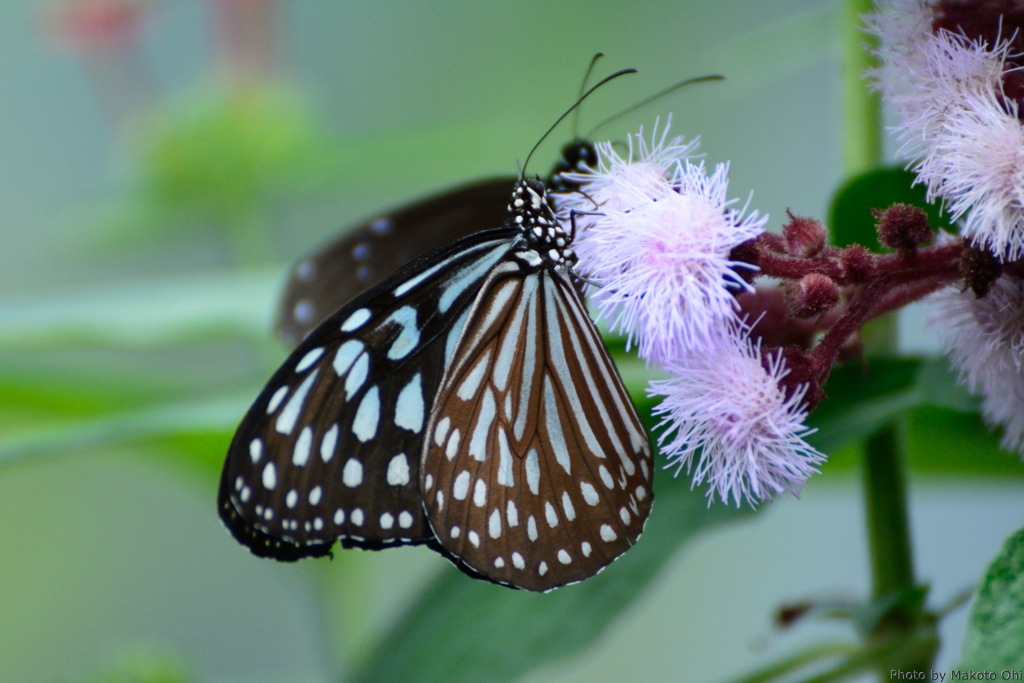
[569,152,767,361]
[650,327,824,506]
[934,276,1024,453]
[558,118,700,214]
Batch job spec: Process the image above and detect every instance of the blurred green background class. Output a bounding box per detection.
[1,1,1022,681]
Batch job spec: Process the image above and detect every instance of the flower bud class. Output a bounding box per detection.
[873,203,933,250]
[788,273,840,318]
[840,244,873,282]
[782,211,827,258]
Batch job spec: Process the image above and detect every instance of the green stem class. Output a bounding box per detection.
[842,0,882,175]
[841,3,937,677]
[863,423,914,603]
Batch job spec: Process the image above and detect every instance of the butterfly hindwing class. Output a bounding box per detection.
[219,227,520,559]
[276,179,516,346]
[421,262,654,591]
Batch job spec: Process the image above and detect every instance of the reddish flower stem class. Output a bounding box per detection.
[742,233,965,385]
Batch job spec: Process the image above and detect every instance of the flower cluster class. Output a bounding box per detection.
[559,125,826,506]
[869,0,1024,456]
[867,0,1024,260]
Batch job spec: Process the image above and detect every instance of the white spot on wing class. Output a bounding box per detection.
[620,507,631,525]
[351,508,364,526]
[320,424,338,463]
[582,541,592,557]
[526,449,540,495]
[468,530,480,547]
[333,340,363,377]
[558,549,572,565]
[543,376,572,475]
[262,463,277,490]
[249,438,263,463]
[352,386,380,442]
[343,459,363,487]
[334,509,345,525]
[309,486,322,506]
[394,374,424,433]
[445,429,461,460]
[380,512,394,530]
[296,347,324,373]
[344,353,369,400]
[267,386,289,414]
[453,471,470,500]
[340,308,371,332]
[434,417,450,446]
[561,492,576,521]
[545,501,558,528]
[581,481,599,506]
[276,370,319,435]
[600,524,616,542]
[468,387,496,461]
[506,500,518,527]
[439,243,511,313]
[599,465,614,489]
[496,430,514,487]
[528,515,538,541]
[488,509,502,538]
[384,306,420,360]
[457,348,492,401]
[399,511,413,528]
[286,489,298,508]
[473,479,487,507]
[293,426,313,466]
[387,454,410,486]
[512,552,525,569]
[539,561,548,576]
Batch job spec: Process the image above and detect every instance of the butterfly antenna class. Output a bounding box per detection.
[571,52,605,139]
[522,68,638,179]
[586,74,724,138]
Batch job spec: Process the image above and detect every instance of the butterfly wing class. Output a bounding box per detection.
[220,227,520,560]
[420,263,653,591]
[276,178,516,346]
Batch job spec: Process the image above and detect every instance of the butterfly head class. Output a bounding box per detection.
[509,179,577,270]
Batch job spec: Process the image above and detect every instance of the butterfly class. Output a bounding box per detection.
[219,71,655,592]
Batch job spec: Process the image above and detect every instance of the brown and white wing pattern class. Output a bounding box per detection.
[421,264,653,591]
[219,229,519,560]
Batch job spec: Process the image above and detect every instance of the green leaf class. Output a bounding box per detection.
[905,407,1024,476]
[961,525,1024,669]
[807,358,922,454]
[350,404,752,683]
[828,167,953,250]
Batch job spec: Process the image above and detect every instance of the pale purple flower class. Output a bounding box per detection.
[933,276,1024,454]
[557,119,700,217]
[650,327,824,506]
[562,132,767,361]
[866,0,1024,259]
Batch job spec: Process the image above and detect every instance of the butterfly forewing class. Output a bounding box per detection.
[276,179,516,346]
[421,264,653,591]
[220,227,520,559]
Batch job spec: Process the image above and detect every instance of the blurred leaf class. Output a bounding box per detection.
[352,396,752,683]
[828,167,953,250]
[141,85,339,214]
[913,356,978,413]
[905,407,1023,476]
[0,268,280,347]
[961,525,1024,669]
[807,358,922,454]
[0,391,249,473]
[808,357,1022,476]
[78,648,194,683]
